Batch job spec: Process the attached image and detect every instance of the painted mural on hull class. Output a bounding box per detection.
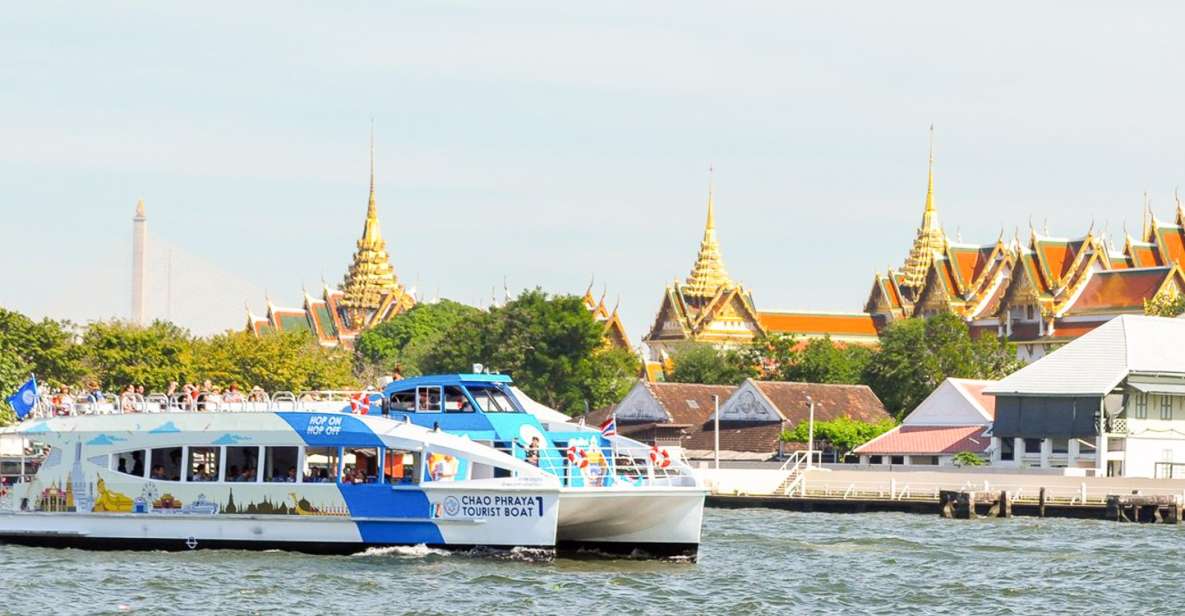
[0,412,560,550]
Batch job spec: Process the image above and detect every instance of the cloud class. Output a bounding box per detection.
[211,433,252,445]
[148,421,181,434]
[85,434,126,446]
[23,422,51,434]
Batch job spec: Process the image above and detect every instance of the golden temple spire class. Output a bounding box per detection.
[924,124,935,214]
[683,165,734,298]
[340,126,405,322]
[901,125,946,289]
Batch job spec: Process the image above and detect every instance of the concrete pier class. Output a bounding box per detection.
[699,467,1185,522]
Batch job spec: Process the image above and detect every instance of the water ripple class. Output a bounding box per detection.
[5,508,1185,614]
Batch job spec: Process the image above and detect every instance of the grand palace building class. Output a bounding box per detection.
[644,136,1185,364]
[245,137,633,352]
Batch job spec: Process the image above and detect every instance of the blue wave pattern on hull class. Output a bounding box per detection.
[276,412,445,545]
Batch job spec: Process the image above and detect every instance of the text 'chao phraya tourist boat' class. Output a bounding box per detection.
[0,373,705,559]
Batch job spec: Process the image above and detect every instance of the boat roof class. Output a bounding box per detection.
[387,374,514,390]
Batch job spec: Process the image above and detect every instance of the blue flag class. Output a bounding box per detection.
[6,376,38,420]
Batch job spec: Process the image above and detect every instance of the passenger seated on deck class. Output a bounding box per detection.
[193,464,212,481]
[317,468,330,483]
[150,465,167,480]
[227,465,240,481]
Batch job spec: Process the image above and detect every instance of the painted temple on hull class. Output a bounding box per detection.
[246,136,416,348]
[641,174,881,360]
[865,133,1185,361]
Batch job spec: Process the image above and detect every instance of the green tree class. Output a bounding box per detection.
[0,307,84,386]
[785,415,896,459]
[780,336,872,384]
[79,320,194,390]
[420,290,639,413]
[666,344,758,385]
[192,330,357,393]
[953,451,986,467]
[863,313,1022,419]
[354,300,481,376]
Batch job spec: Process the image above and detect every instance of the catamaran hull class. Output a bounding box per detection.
[0,504,557,553]
[555,487,705,559]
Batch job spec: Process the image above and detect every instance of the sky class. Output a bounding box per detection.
[3,2,1185,345]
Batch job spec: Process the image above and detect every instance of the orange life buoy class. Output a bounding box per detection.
[649,445,671,469]
[566,445,589,469]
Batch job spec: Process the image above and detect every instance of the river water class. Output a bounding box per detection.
[1,507,1182,614]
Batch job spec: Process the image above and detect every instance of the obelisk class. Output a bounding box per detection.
[132,199,146,325]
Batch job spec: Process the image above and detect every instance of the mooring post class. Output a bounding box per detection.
[1000,490,1011,518]
[939,490,956,518]
[1038,487,1047,518]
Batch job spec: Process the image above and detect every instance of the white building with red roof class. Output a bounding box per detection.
[854,378,996,466]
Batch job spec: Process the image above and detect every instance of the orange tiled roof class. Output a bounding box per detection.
[1154,225,1185,266]
[1064,267,1170,314]
[1129,242,1159,268]
[757,312,880,337]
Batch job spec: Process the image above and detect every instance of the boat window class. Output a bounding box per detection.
[389,391,416,412]
[225,446,260,482]
[343,447,379,484]
[303,447,339,483]
[111,450,146,477]
[416,386,442,412]
[469,386,517,413]
[425,451,464,482]
[383,449,419,485]
[149,447,183,481]
[265,446,299,483]
[443,386,473,412]
[187,447,219,482]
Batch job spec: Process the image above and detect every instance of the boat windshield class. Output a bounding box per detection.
[467,385,518,413]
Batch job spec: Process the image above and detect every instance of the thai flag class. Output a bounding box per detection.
[600,415,617,438]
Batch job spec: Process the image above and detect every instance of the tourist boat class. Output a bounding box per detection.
[361,373,707,559]
[0,410,560,553]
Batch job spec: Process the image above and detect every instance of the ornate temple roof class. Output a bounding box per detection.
[682,175,734,298]
[901,128,946,289]
[339,131,408,323]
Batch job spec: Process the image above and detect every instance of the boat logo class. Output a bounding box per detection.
[443,496,460,516]
[185,536,198,550]
[20,389,34,405]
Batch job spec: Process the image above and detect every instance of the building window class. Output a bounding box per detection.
[1162,396,1174,421]
[1135,393,1148,419]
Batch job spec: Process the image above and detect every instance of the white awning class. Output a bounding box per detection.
[1128,382,1185,395]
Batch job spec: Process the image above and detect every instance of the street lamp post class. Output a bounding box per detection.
[805,395,815,468]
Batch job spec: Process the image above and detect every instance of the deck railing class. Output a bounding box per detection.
[27,390,383,418]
